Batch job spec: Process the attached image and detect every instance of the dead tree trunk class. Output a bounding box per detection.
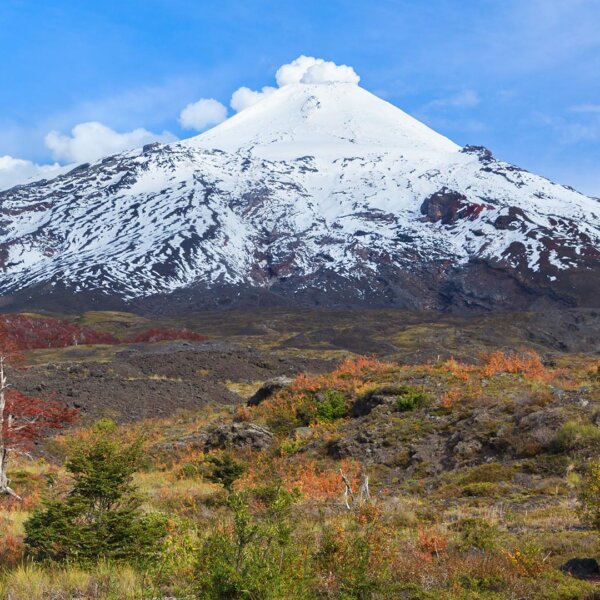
[0,355,21,500]
[340,469,370,510]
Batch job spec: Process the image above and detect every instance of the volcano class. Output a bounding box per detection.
[1,82,599,313]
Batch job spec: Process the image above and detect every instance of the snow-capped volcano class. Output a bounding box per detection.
[190,82,459,158]
[1,81,599,313]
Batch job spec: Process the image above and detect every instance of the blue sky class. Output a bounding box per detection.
[1,0,599,194]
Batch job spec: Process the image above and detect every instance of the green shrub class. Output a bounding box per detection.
[395,386,427,412]
[577,461,600,530]
[178,461,203,479]
[195,486,303,599]
[457,463,515,485]
[461,482,501,497]
[556,421,600,453]
[314,521,382,599]
[316,390,348,422]
[204,453,247,491]
[455,517,499,552]
[24,420,167,565]
[457,574,506,593]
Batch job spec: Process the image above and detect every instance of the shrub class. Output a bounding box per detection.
[204,453,247,491]
[395,386,427,412]
[461,482,501,497]
[313,519,385,597]
[316,390,348,422]
[24,420,167,565]
[503,541,546,577]
[455,517,499,552]
[577,461,600,530]
[195,486,302,599]
[0,314,118,349]
[555,421,600,453]
[481,351,545,379]
[457,463,515,485]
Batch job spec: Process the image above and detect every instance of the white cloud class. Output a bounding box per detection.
[275,56,321,86]
[301,61,361,85]
[179,98,228,131]
[228,56,360,114]
[230,86,277,112]
[0,155,66,191]
[45,122,176,163]
[275,55,360,86]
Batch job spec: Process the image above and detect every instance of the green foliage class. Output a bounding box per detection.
[455,518,499,552]
[394,386,427,412]
[555,420,600,453]
[278,435,305,456]
[195,486,304,599]
[457,574,506,593]
[24,419,167,565]
[314,522,381,599]
[316,390,348,422]
[457,463,515,485]
[577,460,600,530]
[204,453,247,491]
[461,482,501,497]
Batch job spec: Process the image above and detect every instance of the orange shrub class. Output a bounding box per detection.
[333,356,396,379]
[255,356,398,431]
[416,526,449,562]
[442,357,474,382]
[290,373,322,394]
[291,459,360,500]
[233,405,252,422]
[0,529,24,566]
[481,351,546,380]
[239,456,360,501]
[440,387,461,409]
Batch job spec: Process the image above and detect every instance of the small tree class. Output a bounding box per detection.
[578,461,600,530]
[24,419,167,564]
[204,452,247,491]
[0,328,77,499]
[196,486,300,599]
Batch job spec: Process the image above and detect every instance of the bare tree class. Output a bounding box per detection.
[340,468,370,510]
[0,336,76,499]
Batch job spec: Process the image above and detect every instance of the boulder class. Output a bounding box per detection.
[247,376,293,406]
[560,558,600,580]
[517,408,568,450]
[204,421,274,451]
[352,393,396,417]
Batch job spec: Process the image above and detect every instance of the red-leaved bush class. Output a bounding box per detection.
[0,314,207,351]
[0,324,78,498]
[3,389,78,452]
[0,314,118,349]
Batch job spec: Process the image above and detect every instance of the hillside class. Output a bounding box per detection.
[1,311,600,598]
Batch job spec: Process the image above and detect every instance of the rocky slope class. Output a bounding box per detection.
[1,82,599,312]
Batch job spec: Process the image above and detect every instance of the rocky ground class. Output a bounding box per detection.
[12,341,332,422]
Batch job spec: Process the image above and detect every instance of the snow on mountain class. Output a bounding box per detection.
[0,81,599,312]
[190,82,459,158]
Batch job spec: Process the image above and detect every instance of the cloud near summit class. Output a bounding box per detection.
[183,56,361,124]
[231,56,360,113]
[275,55,360,87]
